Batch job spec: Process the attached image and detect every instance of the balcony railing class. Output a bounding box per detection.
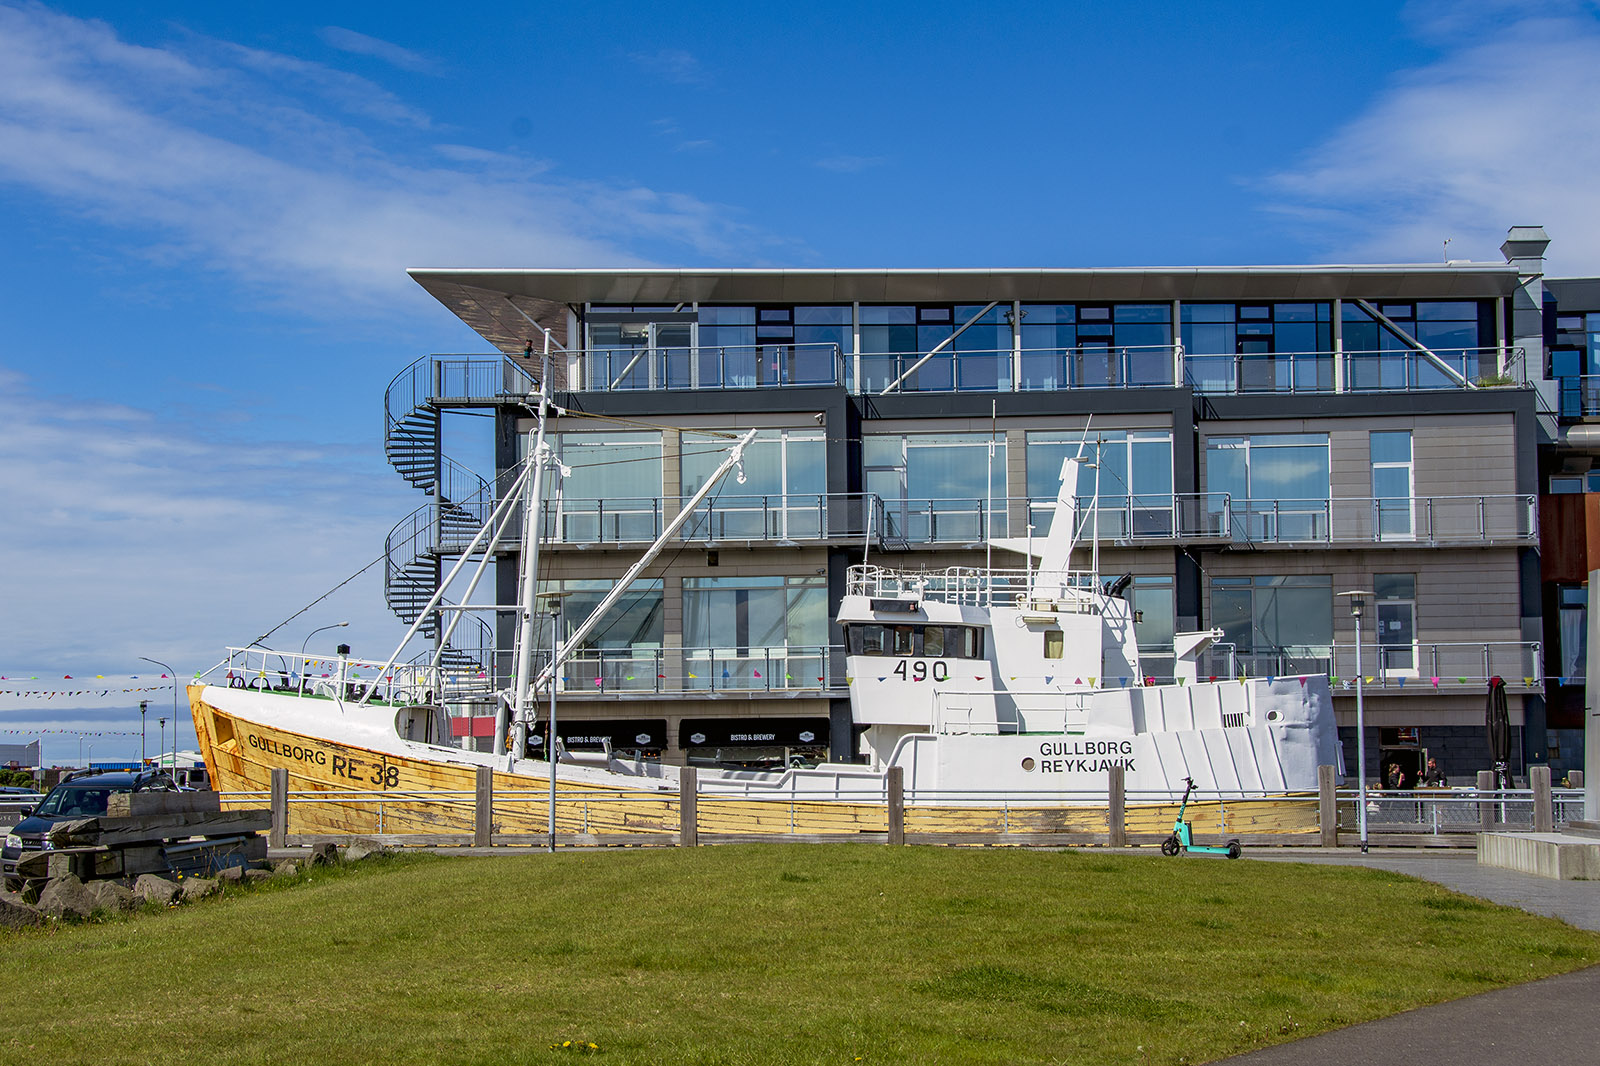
[565,343,1527,396]
[1186,347,1522,396]
[1557,374,1600,419]
[1026,494,1536,546]
[583,344,843,391]
[541,645,847,695]
[1204,642,1542,690]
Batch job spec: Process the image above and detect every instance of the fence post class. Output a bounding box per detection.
[1107,765,1126,847]
[1571,770,1585,790]
[1532,765,1554,833]
[679,766,698,848]
[269,767,287,849]
[1318,764,1338,848]
[886,765,905,846]
[1477,770,1496,833]
[474,765,493,847]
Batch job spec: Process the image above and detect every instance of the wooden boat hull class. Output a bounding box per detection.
[190,686,1318,840]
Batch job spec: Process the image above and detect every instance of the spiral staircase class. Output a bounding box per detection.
[382,355,538,681]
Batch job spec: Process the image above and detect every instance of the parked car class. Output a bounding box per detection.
[2,769,177,889]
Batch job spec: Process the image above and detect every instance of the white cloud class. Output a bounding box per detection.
[629,48,709,85]
[318,25,434,73]
[815,155,889,174]
[0,366,418,683]
[0,4,766,313]
[1265,6,1600,273]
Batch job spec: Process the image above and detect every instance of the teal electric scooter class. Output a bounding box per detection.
[1160,777,1242,859]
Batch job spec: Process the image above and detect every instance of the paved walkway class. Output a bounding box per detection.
[1218,848,1600,1064]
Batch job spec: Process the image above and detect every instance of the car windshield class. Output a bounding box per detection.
[33,786,117,818]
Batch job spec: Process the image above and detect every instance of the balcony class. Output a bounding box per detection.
[1556,374,1600,419]
[566,343,1527,397]
[1201,643,1542,693]
[582,344,843,391]
[544,645,848,697]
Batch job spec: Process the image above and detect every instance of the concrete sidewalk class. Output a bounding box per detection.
[1218,848,1600,1064]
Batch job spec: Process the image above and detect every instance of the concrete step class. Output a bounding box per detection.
[1478,831,1600,879]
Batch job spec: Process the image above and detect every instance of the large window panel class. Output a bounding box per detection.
[553,431,663,541]
[681,429,826,539]
[682,575,828,689]
[1205,434,1330,541]
[866,432,1006,542]
[1210,575,1332,673]
[1025,430,1174,538]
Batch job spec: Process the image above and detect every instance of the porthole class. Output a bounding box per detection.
[1022,757,1036,772]
[1266,710,1281,722]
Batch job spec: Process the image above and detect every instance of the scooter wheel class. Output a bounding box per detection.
[1226,840,1242,859]
[1161,835,1181,856]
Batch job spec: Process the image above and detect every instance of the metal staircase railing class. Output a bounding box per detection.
[382,355,538,679]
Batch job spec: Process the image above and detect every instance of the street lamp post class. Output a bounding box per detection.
[538,592,570,854]
[158,718,167,777]
[1338,590,1374,853]
[139,700,148,766]
[139,657,180,783]
[299,622,351,693]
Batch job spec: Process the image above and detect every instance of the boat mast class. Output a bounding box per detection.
[507,336,558,761]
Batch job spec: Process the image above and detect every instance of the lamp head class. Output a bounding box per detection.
[1337,589,1373,619]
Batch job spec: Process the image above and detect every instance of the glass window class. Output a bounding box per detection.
[1211,575,1332,653]
[1559,586,1587,679]
[683,575,827,652]
[554,432,662,503]
[1129,575,1175,650]
[1044,630,1065,659]
[1369,430,1412,465]
[536,579,663,651]
[1551,476,1584,494]
[865,433,1006,541]
[1025,430,1174,537]
[1206,434,1330,501]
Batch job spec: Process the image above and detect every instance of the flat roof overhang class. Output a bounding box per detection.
[408,264,1522,356]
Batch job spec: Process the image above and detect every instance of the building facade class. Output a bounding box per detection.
[387,225,1592,787]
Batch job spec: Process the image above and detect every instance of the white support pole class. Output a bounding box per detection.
[509,341,557,764]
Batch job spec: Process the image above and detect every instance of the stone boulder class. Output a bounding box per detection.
[133,874,181,906]
[0,890,42,929]
[271,860,299,878]
[307,842,337,867]
[342,838,390,863]
[217,866,246,884]
[86,880,137,914]
[37,874,96,920]
[243,869,272,884]
[179,876,219,903]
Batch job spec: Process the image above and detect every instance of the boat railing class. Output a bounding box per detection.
[846,564,1098,605]
[205,648,450,705]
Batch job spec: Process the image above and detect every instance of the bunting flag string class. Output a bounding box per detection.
[0,685,175,699]
[0,728,141,737]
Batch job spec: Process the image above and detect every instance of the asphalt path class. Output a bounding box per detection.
[1216,848,1600,1064]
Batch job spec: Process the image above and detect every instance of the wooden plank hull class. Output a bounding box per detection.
[189,687,1318,840]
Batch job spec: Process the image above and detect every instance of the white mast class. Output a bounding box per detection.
[507,336,558,762]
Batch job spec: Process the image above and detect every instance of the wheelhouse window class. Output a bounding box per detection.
[846,624,984,659]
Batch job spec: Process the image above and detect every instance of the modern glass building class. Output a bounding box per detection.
[386,225,1595,786]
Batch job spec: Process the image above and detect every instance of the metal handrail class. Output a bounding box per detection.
[541,644,848,695]
[584,343,843,391]
[1208,494,1537,544]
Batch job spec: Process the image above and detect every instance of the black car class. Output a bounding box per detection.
[2,770,177,889]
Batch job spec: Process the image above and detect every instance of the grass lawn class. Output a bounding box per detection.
[2,845,1595,1066]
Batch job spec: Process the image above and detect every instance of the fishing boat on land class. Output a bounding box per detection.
[189,341,1343,841]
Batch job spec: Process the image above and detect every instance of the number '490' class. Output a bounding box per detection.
[892,660,948,682]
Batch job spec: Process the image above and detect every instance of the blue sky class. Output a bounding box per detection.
[3,0,1599,765]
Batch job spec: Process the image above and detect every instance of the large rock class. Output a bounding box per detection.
[307,842,337,867]
[179,876,219,902]
[271,860,299,878]
[243,869,272,884]
[0,890,42,929]
[217,866,246,884]
[86,880,137,914]
[37,874,96,920]
[133,874,181,906]
[343,838,389,863]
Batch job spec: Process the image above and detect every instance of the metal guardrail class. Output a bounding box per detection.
[585,343,844,391]
[1338,788,1586,835]
[549,646,847,695]
[1218,642,1542,690]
